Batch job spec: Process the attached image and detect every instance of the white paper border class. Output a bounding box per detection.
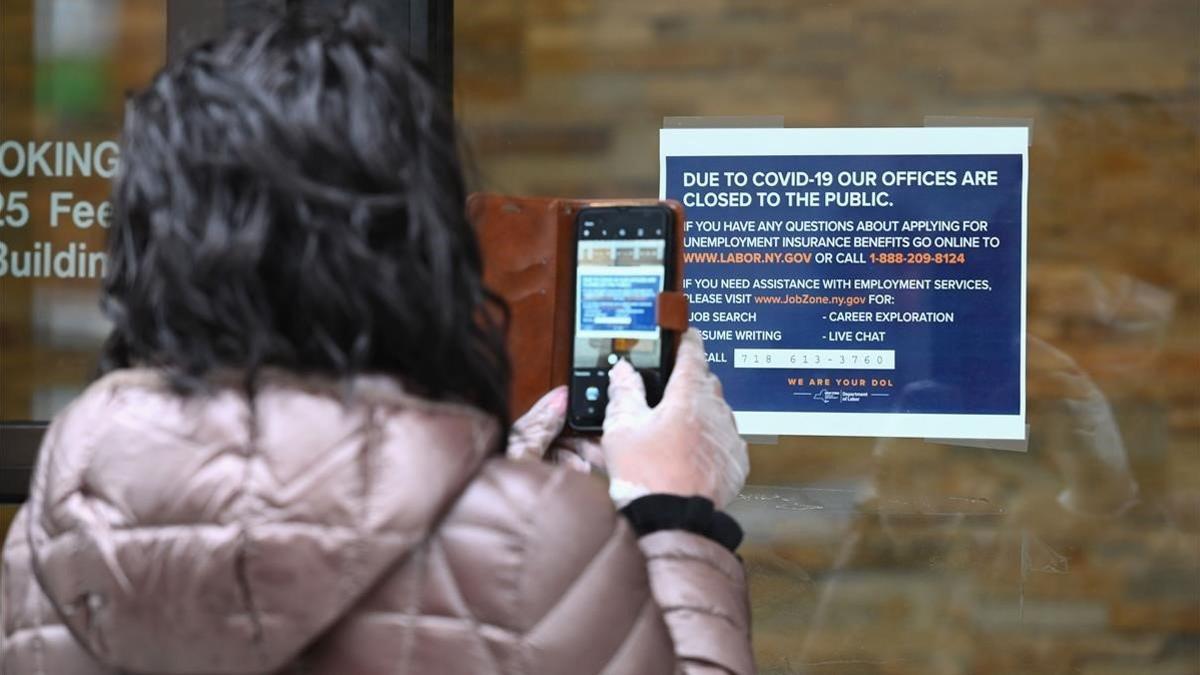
[660,127,1029,440]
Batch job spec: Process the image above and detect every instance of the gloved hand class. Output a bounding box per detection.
[603,328,749,508]
[507,387,603,473]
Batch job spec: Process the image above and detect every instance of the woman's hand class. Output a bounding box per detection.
[506,387,568,462]
[603,328,749,508]
[507,387,603,473]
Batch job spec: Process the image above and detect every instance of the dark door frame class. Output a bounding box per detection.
[166,0,453,98]
[0,0,454,503]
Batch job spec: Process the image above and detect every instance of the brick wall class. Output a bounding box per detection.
[455,1,1200,672]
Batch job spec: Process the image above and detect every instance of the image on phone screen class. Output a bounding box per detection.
[570,208,671,430]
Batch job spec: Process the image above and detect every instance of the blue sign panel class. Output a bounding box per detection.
[660,128,1028,439]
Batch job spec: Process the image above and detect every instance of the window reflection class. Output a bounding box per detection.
[456,1,1199,672]
[1,0,164,422]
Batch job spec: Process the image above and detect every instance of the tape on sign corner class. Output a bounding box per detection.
[923,115,1035,146]
[925,425,1030,453]
[662,115,784,130]
[741,434,780,445]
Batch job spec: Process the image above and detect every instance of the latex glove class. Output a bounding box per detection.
[603,328,749,508]
[507,386,603,474]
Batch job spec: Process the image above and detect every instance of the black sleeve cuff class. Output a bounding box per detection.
[619,494,744,552]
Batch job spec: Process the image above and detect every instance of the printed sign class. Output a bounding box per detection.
[660,127,1027,439]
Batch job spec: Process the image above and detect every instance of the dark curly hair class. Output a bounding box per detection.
[100,4,511,438]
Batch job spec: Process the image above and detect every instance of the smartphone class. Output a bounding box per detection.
[568,205,676,431]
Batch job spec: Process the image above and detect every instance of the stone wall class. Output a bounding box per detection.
[455,1,1199,672]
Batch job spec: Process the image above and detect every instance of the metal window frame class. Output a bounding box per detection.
[167,0,452,98]
[0,425,42,502]
[0,0,453,503]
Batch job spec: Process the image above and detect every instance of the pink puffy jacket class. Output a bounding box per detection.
[1,369,753,674]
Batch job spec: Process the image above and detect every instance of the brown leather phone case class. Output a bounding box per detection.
[469,194,689,420]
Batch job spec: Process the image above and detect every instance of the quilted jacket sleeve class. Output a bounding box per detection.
[0,507,112,675]
[513,465,754,675]
[637,530,754,674]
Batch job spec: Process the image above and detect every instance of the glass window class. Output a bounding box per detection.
[1,2,1195,667]
[1,0,165,423]
[1,0,173,518]
[0,0,447,516]
[0,0,445,428]
[455,2,1199,672]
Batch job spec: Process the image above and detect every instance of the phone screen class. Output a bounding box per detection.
[569,206,672,430]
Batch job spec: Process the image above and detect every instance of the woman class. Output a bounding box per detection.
[0,6,752,675]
